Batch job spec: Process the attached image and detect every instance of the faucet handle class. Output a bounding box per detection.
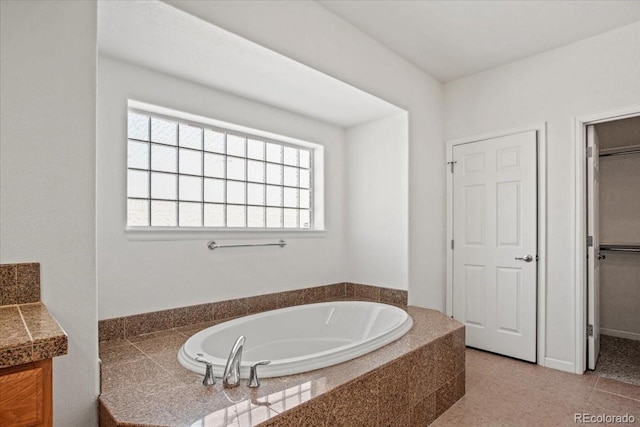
[195,356,216,386]
[248,360,271,388]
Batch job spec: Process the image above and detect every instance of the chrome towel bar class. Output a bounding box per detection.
[207,239,286,250]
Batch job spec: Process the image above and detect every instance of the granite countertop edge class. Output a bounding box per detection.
[0,302,69,368]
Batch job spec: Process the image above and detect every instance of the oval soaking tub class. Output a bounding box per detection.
[178,300,413,378]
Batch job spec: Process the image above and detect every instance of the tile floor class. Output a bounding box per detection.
[434,348,640,426]
[594,336,640,386]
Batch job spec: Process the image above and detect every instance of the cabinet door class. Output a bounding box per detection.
[0,359,52,427]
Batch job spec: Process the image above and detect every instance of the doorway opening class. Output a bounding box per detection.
[575,104,640,381]
[585,115,640,384]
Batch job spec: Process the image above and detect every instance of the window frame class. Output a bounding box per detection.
[125,101,325,239]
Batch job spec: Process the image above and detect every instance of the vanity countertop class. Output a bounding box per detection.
[0,302,68,368]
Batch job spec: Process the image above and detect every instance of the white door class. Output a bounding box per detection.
[452,131,538,362]
[587,125,600,370]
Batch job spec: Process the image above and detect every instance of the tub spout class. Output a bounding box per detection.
[223,335,245,388]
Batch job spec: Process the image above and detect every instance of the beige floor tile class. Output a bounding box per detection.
[596,377,640,401]
[435,348,639,427]
[588,389,640,418]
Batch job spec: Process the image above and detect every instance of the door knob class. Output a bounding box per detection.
[515,254,534,262]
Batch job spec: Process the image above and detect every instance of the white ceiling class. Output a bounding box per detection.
[97,1,402,128]
[98,1,640,125]
[319,1,640,82]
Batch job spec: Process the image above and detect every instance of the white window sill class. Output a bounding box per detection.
[126,227,327,241]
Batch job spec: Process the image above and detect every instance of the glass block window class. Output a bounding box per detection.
[127,110,313,229]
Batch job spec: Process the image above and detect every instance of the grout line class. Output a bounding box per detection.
[585,382,597,403]
[592,370,640,397]
[588,375,599,396]
[593,387,640,403]
[100,338,176,395]
[127,340,168,372]
[172,327,191,338]
[17,306,33,342]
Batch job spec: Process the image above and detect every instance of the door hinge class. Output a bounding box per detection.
[586,146,593,158]
[451,239,454,250]
[587,324,594,337]
[447,161,457,173]
[587,236,593,247]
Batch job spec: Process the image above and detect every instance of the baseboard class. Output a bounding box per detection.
[601,328,640,342]
[544,357,575,373]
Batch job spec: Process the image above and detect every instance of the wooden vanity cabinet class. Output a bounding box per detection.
[0,359,52,427]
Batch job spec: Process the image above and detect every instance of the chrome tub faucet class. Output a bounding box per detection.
[223,336,245,388]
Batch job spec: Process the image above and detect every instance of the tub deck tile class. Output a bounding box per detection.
[247,293,279,314]
[173,320,221,336]
[172,303,213,328]
[213,298,248,321]
[275,290,306,309]
[98,306,465,427]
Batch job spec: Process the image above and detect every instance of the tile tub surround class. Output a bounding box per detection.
[98,306,464,427]
[0,302,68,368]
[0,262,40,305]
[98,283,408,341]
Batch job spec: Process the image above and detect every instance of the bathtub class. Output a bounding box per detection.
[178,300,413,378]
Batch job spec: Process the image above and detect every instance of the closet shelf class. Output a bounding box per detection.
[600,244,640,253]
[599,144,640,157]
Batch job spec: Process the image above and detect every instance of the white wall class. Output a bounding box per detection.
[445,23,640,370]
[166,0,446,310]
[97,56,347,319]
[346,113,409,289]
[0,1,98,425]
